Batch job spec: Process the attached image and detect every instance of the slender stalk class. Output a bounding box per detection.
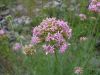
[53,49,59,75]
[92,13,99,36]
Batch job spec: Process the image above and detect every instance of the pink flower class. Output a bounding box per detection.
[96,2,100,6]
[43,44,54,54]
[45,33,55,42]
[59,43,68,53]
[31,36,41,44]
[53,31,65,44]
[13,43,21,51]
[89,5,97,12]
[96,2,100,12]
[91,0,97,4]
[0,29,5,35]
[57,20,72,38]
[32,26,42,36]
[88,0,100,13]
[74,67,83,74]
[32,18,72,54]
[79,14,87,20]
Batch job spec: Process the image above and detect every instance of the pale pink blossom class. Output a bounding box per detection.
[45,33,55,42]
[13,43,22,51]
[96,2,100,6]
[59,43,68,53]
[88,0,100,13]
[0,29,5,35]
[43,44,54,54]
[79,14,87,20]
[74,67,83,74]
[80,37,88,41]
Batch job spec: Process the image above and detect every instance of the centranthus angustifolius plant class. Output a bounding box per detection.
[31,18,72,55]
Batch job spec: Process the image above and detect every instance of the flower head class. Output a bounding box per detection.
[88,0,100,13]
[74,67,83,74]
[32,18,72,54]
[79,14,87,21]
[80,37,88,41]
[23,44,36,55]
[0,29,5,35]
[13,43,22,51]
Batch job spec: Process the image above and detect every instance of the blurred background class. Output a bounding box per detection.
[0,0,100,75]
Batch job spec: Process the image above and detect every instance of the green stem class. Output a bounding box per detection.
[54,50,59,64]
[54,49,59,75]
[92,13,99,36]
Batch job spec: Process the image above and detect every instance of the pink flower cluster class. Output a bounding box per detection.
[31,18,72,54]
[88,0,100,13]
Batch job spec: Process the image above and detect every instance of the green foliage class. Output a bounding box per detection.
[0,0,15,6]
[0,0,100,75]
